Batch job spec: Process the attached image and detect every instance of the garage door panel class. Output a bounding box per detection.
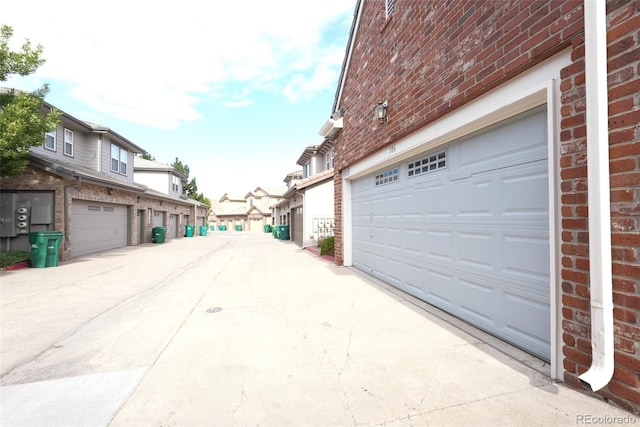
[352,107,550,360]
[403,228,423,256]
[458,231,494,270]
[459,279,496,324]
[426,229,452,262]
[458,108,546,171]
[386,257,403,287]
[387,227,403,251]
[504,294,551,351]
[503,234,550,279]
[371,252,386,277]
[502,168,549,215]
[456,179,494,217]
[425,269,454,307]
[405,262,423,292]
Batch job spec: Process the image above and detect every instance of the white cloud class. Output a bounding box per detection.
[2,0,354,129]
[221,99,254,109]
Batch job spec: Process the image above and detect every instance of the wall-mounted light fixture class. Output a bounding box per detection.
[375,100,388,123]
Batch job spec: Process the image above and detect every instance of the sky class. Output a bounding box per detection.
[2,0,355,200]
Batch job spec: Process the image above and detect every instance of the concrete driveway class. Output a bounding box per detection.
[1,232,636,426]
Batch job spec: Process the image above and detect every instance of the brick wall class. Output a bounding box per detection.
[332,0,639,413]
[1,165,200,260]
[559,1,640,412]
[333,0,584,265]
[0,166,68,257]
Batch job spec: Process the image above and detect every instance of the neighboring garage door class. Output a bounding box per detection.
[292,207,303,246]
[249,218,263,232]
[72,201,128,257]
[168,214,179,238]
[153,211,165,228]
[351,107,550,360]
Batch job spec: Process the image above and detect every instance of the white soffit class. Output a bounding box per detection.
[319,116,343,138]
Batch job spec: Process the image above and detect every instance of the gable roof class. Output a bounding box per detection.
[219,192,246,203]
[296,144,321,166]
[255,186,288,197]
[83,121,145,154]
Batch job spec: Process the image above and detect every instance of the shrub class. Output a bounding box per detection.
[320,236,334,256]
[0,250,30,268]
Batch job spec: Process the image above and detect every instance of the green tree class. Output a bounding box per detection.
[171,157,210,206]
[0,25,59,177]
[140,152,155,160]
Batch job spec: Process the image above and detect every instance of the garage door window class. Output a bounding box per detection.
[408,150,446,177]
[375,167,399,186]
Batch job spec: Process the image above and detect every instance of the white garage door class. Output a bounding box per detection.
[351,107,550,360]
[72,201,129,257]
[249,218,263,232]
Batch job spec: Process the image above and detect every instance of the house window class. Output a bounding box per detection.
[386,0,395,17]
[375,167,399,186]
[407,150,446,177]
[172,175,180,192]
[325,149,334,170]
[111,144,128,175]
[44,130,56,151]
[63,128,74,156]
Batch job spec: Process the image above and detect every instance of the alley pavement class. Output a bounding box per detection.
[1,232,637,426]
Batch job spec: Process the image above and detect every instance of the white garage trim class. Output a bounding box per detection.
[342,50,568,378]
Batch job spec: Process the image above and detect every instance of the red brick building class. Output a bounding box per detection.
[325,0,639,413]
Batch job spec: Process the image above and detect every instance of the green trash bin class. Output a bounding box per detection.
[235,224,242,232]
[29,231,63,268]
[273,225,281,239]
[263,224,272,233]
[199,225,208,236]
[185,224,195,237]
[152,227,167,243]
[218,225,227,231]
[209,225,215,231]
[280,225,290,240]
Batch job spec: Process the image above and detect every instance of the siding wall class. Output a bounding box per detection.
[102,136,136,183]
[331,0,639,413]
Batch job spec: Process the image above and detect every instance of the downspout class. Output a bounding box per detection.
[578,0,614,393]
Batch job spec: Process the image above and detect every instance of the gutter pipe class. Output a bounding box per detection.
[578,0,614,393]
